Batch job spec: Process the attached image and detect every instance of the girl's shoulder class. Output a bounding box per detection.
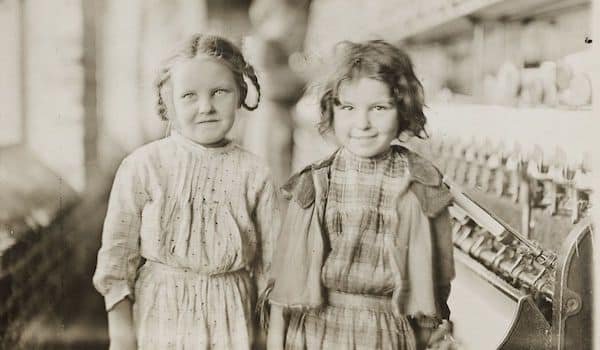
[282,146,452,215]
[230,144,274,178]
[231,144,268,165]
[391,145,453,217]
[120,137,173,165]
[281,150,339,208]
[391,145,444,187]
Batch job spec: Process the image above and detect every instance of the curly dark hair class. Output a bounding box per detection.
[155,34,261,121]
[317,40,427,138]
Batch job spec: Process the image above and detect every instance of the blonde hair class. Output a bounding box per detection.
[155,34,261,121]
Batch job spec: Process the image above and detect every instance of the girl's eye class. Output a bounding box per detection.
[340,105,354,111]
[212,88,230,97]
[181,92,196,100]
[373,105,388,111]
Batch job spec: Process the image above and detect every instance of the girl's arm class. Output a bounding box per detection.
[431,208,454,319]
[93,157,148,347]
[253,176,282,301]
[414,208,454,349]
[253,175,284,348]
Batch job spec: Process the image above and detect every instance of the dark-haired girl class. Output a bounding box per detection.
[93,34,281,350]
[266,40,454,350]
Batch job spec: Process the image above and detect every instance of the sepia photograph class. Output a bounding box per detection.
[0,0,598,349]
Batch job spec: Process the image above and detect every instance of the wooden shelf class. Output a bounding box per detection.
[379,0,590,43]
[475,0,589,21]
[383,0,504,42]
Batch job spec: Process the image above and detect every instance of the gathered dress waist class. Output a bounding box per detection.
[327,290,392,312]
[141,260,249,279]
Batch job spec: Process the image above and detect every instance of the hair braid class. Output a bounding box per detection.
[155,67,171,121]
[241,62,261,111]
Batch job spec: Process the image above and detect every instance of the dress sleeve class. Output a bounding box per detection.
[253,177,282,296]
[92,157,148,311]
[430,208,454,319]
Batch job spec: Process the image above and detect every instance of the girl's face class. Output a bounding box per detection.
[169,56,239,146]
[333,77,399,158]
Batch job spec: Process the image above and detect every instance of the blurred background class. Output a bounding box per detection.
[0,0,597,349]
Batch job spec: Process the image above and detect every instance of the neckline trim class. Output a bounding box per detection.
[339,147,393,163]
[170,131,235,155]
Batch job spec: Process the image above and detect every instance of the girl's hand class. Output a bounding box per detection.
[427,338,458,350]
[415,326,433,349]
[426,320,459,350]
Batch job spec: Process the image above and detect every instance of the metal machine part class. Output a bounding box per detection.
[447,183,593,350]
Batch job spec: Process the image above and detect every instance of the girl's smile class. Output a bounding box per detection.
[196,119,220,124]
[351,133,378,139]
[333,77,399,158]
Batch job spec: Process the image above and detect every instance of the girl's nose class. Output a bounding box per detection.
[355,110,371,130]
[197,95,215,114]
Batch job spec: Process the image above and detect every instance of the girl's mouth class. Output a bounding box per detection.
[197,119,220,124]
[352,134,377,139]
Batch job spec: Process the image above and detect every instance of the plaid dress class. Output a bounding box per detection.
[285,148,417,350]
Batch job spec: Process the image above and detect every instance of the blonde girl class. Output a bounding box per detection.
[93,34,280,350]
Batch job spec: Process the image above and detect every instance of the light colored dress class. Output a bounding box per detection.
[285,148,417,350]
[93,132,280,349]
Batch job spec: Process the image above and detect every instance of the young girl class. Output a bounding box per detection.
[93,34,280,350]
[266,40,455,350]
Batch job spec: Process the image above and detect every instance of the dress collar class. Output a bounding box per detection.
[337,147,393,164]
[283,145,444,209]
[170,131,234,155]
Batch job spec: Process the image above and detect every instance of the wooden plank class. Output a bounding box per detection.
[379,0,591,43]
